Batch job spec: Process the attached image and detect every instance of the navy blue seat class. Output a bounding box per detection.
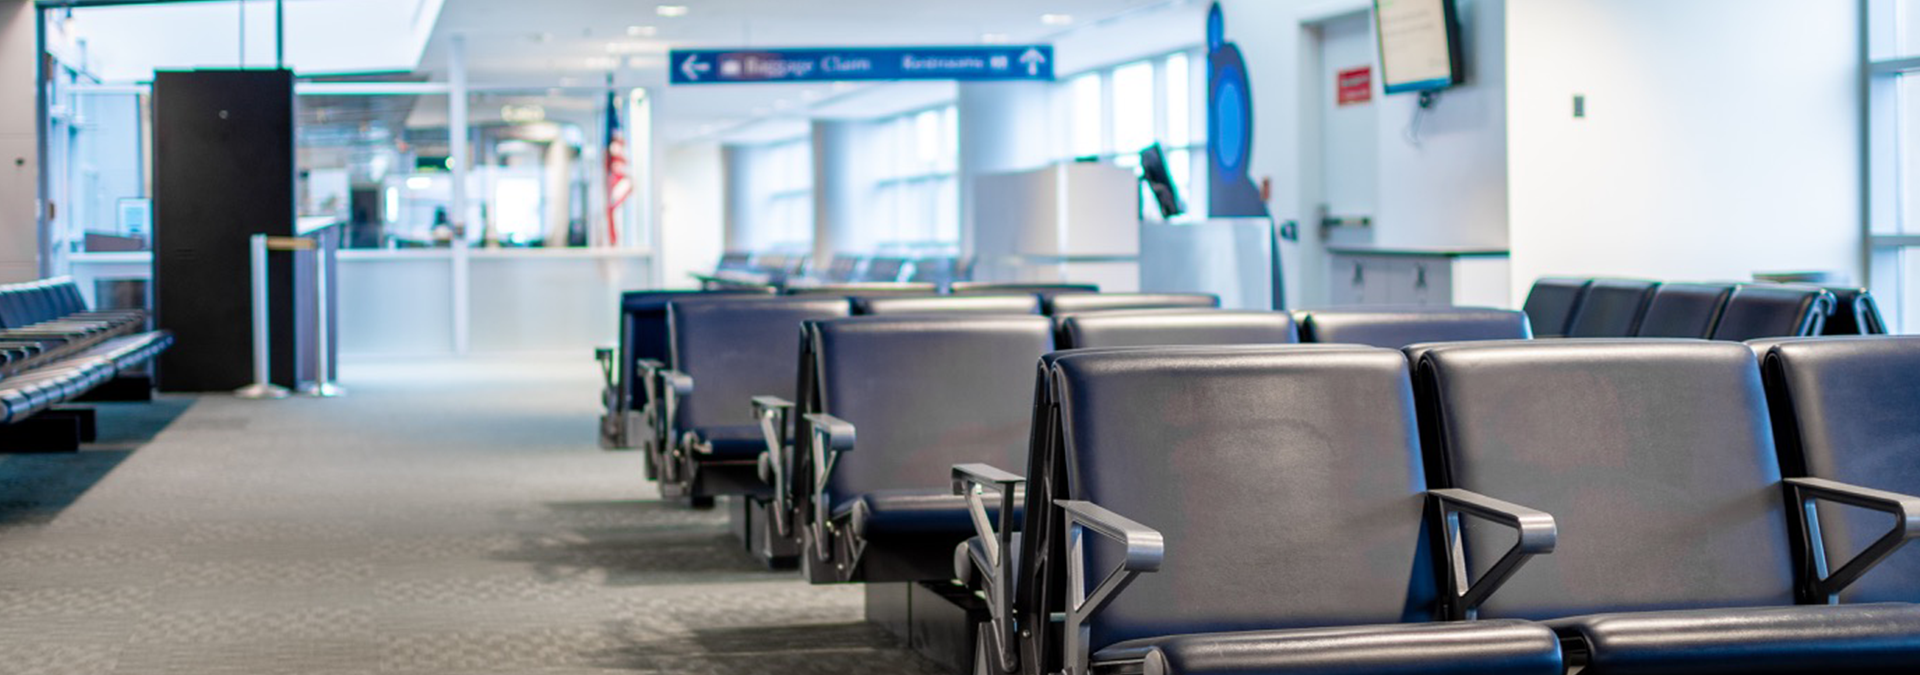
[1710,285,1835,341]
[779,315,1052,584]
[1296,307,1531,347]
[1521,278,1591,338]
[906,256,970,286]
[1005,347,1560,675]
[854,294,1040,316]
[1816,287,1889,336]
[1563,279,1658,338]
[1055,309,1297,349]
[1043,292,1218,316]
[1417,340,1920,674]
[950,282,1097,298]
[652,296,851,504]
[599,288,771,454]
[1634,282,1735,338]
[860,256,910,283]
[1760,336,1920,606]
[782,281,940,297]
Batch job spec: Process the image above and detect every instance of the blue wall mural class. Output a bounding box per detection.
[1207,2,1268,218]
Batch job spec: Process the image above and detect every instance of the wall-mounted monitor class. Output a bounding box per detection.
[1140,143,1185,219]
[1373,0,1464,94]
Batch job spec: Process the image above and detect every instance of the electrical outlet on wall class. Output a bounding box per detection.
[1573,94,1587,119]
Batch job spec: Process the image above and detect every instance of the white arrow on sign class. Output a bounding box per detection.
[680,54,713,81]
[1019,48,1047,76]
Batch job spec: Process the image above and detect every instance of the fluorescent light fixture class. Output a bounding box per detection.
[981,33,1011,44]
[627,25,658,37]
[656,5,689,17]
[1040,13,1073,25]
[405,176,432,190]
[384,187,400,223]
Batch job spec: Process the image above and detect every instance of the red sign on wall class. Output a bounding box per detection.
[1336,66,1372,106]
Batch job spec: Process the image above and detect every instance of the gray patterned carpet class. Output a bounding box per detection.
[0,358,945,675]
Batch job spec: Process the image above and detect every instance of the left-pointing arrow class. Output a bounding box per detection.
[680,54,712,81]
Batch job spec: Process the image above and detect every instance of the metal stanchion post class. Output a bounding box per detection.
[302,232,344,397]
[235,234,291,399]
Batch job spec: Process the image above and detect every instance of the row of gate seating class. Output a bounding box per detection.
[945,336,1920,675]
[704,251,972,289]
[611,282,1920,674]
[0,277,171,446]
[1523,277,1883,340]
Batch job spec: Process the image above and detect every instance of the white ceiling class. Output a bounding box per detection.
[415,0,1175,144]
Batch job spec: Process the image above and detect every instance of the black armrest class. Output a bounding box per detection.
[654,369,693,481]
[1428,488,1557,620]
[1787,476,1920,603]
[753,395,797,535]
[803,413,854,559]
[954,463,1025,673]
[1056,498,1165,675]
[594,346,616,387]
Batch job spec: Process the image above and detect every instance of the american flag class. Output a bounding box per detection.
[604,92,631,246]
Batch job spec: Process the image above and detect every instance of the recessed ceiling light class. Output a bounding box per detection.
[980,32,1011,44]
[627,25,658,37]
[656,5,689,17]
[1040,13,1073,25]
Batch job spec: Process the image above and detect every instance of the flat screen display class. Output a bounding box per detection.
[1374,0,1463,94]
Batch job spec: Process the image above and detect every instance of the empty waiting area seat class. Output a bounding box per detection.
[598,288,772,453]
[1521,277,1591,338]
[1295,307,1531,347]
[1043,292,1217,316]
[1710,284,1835,341]
[1817,287,1889,336]
[1416,340,1920,674]
[1563,279,1659,337]
[1008,347,1561,675]
[650,296,851,505]
[1634,282,1735,338]
[853,294,1040,316]
[778,315,1051,584]
[1055,309,1298,349]
[1760,336,1920,605]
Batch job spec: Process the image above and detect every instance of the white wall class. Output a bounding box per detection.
[1220,0,1509,307]
[659,142,725,289]
[0,0,35,283]
[1505,0,1862,305]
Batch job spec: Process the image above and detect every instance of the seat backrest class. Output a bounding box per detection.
[53,280,90,316]
[1042,292,1218,316]
[0,286,24,329]
[716,251,754,272]
[1710,285,1834,341]
[1762,336,1920,603]
[861,257,909,283]
[784,282,941,297]
[1297,307,1531,348]
[1634,282,1734,338]
[854,294,1040,316]
[950,282,1099,298]
[1563,279,1658,337]
[1417,340,1794,620]
[825,255,865,282]
[1056,309,1298,349]
[1520,277,1591,338]
[906,256,966,284]
[1815,287,1889,336]
[812,315,1053,503]
[619,289,773,403]
[1052,347,1435,648]
[669,296,852,430]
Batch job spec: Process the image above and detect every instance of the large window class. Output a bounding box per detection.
[870,106,959,248]
[737,138,814,250]
[1867,0,1920,332]
[1058,50,1205,219]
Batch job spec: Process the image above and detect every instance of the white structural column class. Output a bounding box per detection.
[955,81,1054,261]
[720,144,753,251]
[447,33,471,354]
[1,0,38,282]
[809,119,876,265]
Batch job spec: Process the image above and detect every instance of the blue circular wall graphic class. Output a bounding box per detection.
[1205,2,1266,218]
[1214,75,1246,172]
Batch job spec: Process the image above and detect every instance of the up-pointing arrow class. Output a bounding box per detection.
[1019,48,1047,76]
[680,54,712,81]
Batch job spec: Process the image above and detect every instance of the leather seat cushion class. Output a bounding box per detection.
[833,488,1024,539]
[1549,603,1920,675]
[693,425,765,459]
[957,532,1022,589]
[1092,619,1562,675]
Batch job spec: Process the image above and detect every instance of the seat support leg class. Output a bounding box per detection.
[0,413,85,453]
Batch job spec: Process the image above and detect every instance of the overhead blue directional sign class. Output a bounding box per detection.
[669,46,1054,85]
